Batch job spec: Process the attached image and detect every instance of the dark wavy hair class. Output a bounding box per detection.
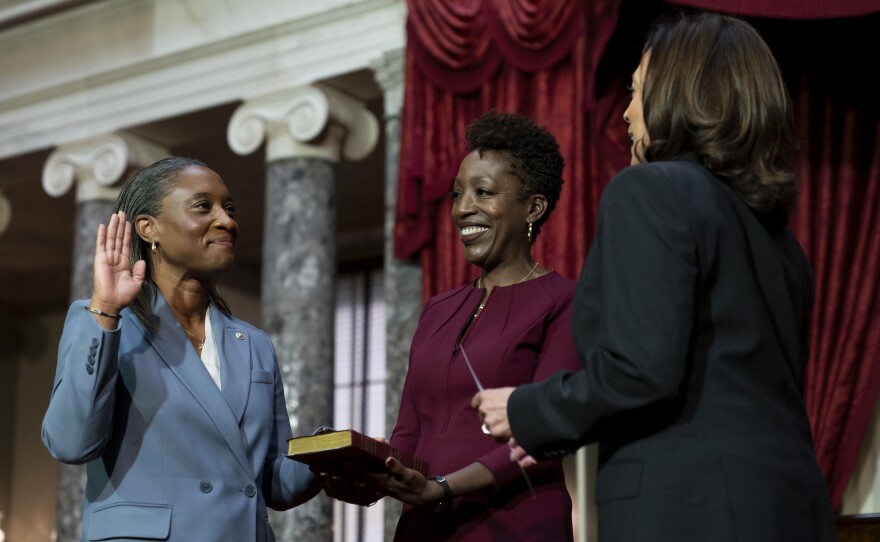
[641,12,798,217]
[113,156,231,330]
[464,110,565,240]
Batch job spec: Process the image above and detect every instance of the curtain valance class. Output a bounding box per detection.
[408,0,585,92]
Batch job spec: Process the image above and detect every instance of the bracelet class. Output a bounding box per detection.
[430,475,453,510]
[84,306,121,320]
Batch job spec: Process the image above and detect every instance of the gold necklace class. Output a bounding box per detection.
[476,261,540,289]
[519,260,540,283]
[182,325,205,353]
[475,261,540,316]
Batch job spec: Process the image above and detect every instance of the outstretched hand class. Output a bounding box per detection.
[91,211,145,313]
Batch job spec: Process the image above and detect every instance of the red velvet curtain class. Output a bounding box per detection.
[394,0,627,299]
[781,20,880,510]
[797,87,880,512]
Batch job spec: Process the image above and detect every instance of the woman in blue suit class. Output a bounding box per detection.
[42,157,319,541]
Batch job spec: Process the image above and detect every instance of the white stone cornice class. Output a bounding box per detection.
[228,85,379,163]
[42,132,168,202]
[370,48,406,118]
[0,188,10,237]
[0,0,405,161]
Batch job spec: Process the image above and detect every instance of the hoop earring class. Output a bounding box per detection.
[151,241,157,255]
[527,222,533,244]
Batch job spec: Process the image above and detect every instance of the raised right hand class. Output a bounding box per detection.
[90,211,146,314]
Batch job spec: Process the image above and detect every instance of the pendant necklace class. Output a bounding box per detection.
[182,325,205,353]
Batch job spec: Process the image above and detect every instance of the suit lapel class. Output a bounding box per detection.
[211,306,251,425]
[138,295,254,478]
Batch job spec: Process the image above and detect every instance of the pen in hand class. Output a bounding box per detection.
[460,346,537,498]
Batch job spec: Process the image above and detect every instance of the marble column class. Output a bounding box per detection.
[371,48,424,540]
[42,133,167,542]
[228,85,378,542]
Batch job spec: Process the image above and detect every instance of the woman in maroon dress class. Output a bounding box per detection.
[376,111,580,541]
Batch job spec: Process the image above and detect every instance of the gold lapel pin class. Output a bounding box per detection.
[234,332,245,340]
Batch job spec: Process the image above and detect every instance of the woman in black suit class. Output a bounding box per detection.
[474,12,837,541]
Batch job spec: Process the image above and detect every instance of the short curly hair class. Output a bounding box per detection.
[464,110,564,240]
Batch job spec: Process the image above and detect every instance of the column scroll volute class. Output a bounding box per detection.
[227,84,378,163]
[42,133,168,202]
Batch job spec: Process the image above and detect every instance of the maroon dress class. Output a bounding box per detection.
[390,271,580,541]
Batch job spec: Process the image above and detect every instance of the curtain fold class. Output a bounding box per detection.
[405,0,586,93]
[792,66,880,511]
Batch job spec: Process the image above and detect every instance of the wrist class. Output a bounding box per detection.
[429,475,453,510]
[87,299,123,315]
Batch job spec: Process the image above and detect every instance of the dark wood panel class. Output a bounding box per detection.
[838,514,880,542]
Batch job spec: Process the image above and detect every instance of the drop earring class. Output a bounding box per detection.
[527,222,533,244]
[151,241,157,254]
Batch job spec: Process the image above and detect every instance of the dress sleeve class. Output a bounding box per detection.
[41,300,122,464]
[390,310,432,455]
[509,165,699,459]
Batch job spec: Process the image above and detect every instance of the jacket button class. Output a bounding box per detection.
[200,481,213,493]
[91,338,99,347]
[243,484,256,498]
[89,345,98,355]
[87,355,96,366]
[86,363,94,375]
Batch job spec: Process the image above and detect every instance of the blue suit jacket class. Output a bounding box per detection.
[42,295,318,542]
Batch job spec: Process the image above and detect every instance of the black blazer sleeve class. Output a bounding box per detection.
[509,165,698,458]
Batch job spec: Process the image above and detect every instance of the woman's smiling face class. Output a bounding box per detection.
[145,165,238,279]
[451,150,532,270]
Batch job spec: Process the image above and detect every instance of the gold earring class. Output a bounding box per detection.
[527,222,533,244]
[151,241,157,254]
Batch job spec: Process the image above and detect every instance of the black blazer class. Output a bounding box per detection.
[509,160,836,541]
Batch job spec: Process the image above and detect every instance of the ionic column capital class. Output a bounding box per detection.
[370,48,405,119]
[42,133,168,202]
[227,84,379,163]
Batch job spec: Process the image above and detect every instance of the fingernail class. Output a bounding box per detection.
[386,457,397,467]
